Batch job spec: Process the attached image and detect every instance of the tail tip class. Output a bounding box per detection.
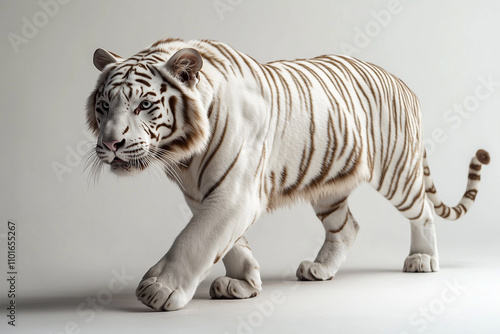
[476,149,490,165]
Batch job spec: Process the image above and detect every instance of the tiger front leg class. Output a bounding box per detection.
[210,236,262,299]
[297,196,359,281]
[136,193,260,311]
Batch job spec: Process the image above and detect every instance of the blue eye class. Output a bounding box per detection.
[102,101,109,111]
[140,100,152,109]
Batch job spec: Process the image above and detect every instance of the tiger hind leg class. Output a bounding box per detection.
[297,195,359,281]
[402,196,439,272]
[210,236,262,299]
[385,176,439,272]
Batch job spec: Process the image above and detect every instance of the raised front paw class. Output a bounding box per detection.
[136,263,193,311]
[210,276,261,299]
[296,260,334,281]
[403,253,439,272]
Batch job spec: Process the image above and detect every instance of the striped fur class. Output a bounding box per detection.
[86,38,490,311]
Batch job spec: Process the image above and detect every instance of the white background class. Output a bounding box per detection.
[1,0,499,333]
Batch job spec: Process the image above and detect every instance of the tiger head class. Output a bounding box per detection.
[86,47,209,178]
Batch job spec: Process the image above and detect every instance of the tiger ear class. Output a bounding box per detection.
[166,48,203,87]
[93,48,122,71]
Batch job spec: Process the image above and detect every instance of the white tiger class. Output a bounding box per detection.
[86,38,490,311]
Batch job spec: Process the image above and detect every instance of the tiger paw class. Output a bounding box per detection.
[296,260,334,281]
[403,253,439,272]
[136,261,195,311]
[210,276,261,299]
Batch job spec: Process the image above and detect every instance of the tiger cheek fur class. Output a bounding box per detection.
[86,39,489,311]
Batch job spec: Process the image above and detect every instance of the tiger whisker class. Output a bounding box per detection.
[86,151,105,188]
[142,147,185,190]
[149,146,187,169]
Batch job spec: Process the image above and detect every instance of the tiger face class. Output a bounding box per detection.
[86,47,209,177]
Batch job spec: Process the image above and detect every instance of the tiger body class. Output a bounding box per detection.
[87,38,489,311]
[148,40,421,214]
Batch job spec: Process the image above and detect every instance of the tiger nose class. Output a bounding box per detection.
[103,139,126,152]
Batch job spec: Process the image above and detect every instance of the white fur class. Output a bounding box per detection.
[87,39,488,311]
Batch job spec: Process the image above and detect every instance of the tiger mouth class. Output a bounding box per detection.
[108,156,149,171]
[110,157,127,165]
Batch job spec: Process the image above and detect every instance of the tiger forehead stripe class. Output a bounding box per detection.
[135,72,153,80]
[135,79,151,87]
[141,91,157,98]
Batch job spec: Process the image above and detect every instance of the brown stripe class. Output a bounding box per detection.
[136,78,151,87]
[317,198,347,221]
[198,116,229,189]
[438,204,451,218]
[168,96,177,115]
[397,184,424,212]
[197,50,229,81]
[425,184,436,194]
[126,142,140,149]
[453,203,467,216]
[203,146,243,202]
[207,101,215,119]
[280,166,287,187]
[269,171,276,197]
[198,108,220,169]
[329,211,349,233]
[468,173,481,181]
[254,144,266,178]
[156,122,171,130]
[151,54,165,63]
[151,38,183,47]
[469,163,482,171]
[307,114,336,188]
[141,92,157,99]
[464,189,477,200]
[282,88,316,195]
[206,41,243,77]
[134,71,152,80]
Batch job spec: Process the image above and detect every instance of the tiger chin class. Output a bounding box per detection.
[85,38,490,311]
